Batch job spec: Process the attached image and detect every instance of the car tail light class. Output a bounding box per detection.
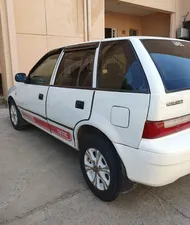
[142,114,190,139]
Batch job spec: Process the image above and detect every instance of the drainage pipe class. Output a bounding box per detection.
[83,0,88,42]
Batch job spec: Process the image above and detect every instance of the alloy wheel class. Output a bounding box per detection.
[10,104,18,125]
[84,148,111,191]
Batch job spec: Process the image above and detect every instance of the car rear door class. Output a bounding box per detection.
[91,39,150,148]
[17,51,61,132]
[46,44,98,147]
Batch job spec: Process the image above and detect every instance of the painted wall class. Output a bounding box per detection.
[120,0,190,31]
[105,11,142,36]
[13,0,85,73]
[0,0,17,96]
[90,0,105,40]
[176,0,190,28]
[141,13,170,37]
[1,0,189,97]
[13,0,105,74]
[119,0,176,12]
[181,0,190,20]
[105,11,170,38]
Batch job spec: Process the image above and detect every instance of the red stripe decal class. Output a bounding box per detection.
[21,111,72,142]
[22,111,49,131]
[22,111,35,123]
[49,124,72,142]
[35,117,50,131]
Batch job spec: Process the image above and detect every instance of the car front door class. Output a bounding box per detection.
[46,46,97,147]
[17,51,60,132]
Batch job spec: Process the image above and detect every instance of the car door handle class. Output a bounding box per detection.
[75,100,84,110]
[38,93,44,100]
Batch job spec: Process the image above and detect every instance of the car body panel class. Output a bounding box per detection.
[47,87,95,129]
[16,84,49,118]
[89,91,150,148]
[8,36,190,187]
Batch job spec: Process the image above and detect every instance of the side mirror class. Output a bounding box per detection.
[15,73,26,83]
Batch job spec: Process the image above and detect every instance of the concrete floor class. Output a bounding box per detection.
[0,106,190,225]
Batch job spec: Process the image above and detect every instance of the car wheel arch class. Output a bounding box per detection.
[8,96,15,105]
[76,124,127,177]
[77,125,111,147]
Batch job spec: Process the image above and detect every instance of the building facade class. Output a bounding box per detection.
[0,0,189,97]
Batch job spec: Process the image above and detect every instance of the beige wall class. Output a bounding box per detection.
[105,11,170,38]
[90,0,105,40]
[119,0,176,12]
[176,0,190,28]
[106,0,190,38]
[11,0,190,78]
[13,0,85,74]
[181,0,190,20]
[13,0,104,74]
[141,13,170,37]
[119,0,185,38]
[0,0,17,96]
[105,11,142,36]
[1,0,190,97]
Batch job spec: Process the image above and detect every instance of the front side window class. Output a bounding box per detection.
[141,39,190,92]
[29,54,60,85]
[54,49,95,88]
[97,40,148,93]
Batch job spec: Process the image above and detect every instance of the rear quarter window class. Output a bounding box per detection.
[141,39,190,92]
[97,40,149,93]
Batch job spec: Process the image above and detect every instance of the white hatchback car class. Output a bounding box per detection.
[8,37,190,201]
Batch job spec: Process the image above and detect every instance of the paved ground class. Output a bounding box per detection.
[1,105,190,225]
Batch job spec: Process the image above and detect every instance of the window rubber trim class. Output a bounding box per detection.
[64,42,99,52]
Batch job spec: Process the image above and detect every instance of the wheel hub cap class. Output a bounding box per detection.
[10,105,18,125]
[93,166,98,173]
[84,148,111,191]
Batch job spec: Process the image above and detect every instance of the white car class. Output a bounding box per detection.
[8,37,190,201]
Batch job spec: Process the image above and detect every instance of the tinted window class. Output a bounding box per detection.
[55,49,95,87]
[97,40,148,92]
[29,54,59,85]
[141,39,190,92]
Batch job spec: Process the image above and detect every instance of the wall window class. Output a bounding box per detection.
[129,29,138,36]
[105,28,117,38]
[55,49,95,88]
[29,54,60,85]
[97,40,148,93]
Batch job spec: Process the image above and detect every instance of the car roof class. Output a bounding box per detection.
[54,36,189,53]
[101,36,190,42]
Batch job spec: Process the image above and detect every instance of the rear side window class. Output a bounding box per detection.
[55,49,95,88]
[97,40,148,93]
[141,39,190,92]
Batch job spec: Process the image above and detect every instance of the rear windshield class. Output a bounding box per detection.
[141,39,190,92]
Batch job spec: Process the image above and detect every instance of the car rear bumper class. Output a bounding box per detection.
[115,129,190,186]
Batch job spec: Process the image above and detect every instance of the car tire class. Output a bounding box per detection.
[9,100,27,130]
[79,133,122,202]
